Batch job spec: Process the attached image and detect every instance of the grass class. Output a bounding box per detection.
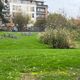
[0,32,80,80]
[0,32,48,50]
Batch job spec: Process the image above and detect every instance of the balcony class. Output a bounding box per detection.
[36,8,46,14]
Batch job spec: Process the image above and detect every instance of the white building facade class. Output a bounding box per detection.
[8,0,48,23]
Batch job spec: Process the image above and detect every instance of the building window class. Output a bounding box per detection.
[13,12,16,17]
[13,5,16,10]
[37,13,44,18]
[32,13,34,18]
[37,2,43,5]
[37,8,45,12]
[31,7,35,12]
[17,6,21,11]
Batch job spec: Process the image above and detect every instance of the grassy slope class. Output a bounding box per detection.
[0,32,80,80]
[0,32,48,50]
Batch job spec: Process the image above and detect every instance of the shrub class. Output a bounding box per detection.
[1,33,18,39]
[39,28,77,49]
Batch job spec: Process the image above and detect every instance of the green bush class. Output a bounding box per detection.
[39,28,77,49]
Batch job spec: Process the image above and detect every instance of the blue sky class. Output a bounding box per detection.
[45,0,80,18]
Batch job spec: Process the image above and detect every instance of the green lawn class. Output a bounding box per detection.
[0,32,48,50]
[0,32,80,80]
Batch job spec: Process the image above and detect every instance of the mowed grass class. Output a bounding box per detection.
[0,32,49,50]
[0,32,80,80]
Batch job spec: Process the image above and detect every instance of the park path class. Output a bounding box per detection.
[21,73,36,80]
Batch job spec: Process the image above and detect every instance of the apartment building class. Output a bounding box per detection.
[7,0,48,22]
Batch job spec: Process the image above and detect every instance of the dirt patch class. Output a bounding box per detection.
[21,73,37,80]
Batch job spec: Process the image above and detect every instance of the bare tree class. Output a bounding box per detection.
[13,13,30,31]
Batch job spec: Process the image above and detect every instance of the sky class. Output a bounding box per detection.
[45,0,80,18]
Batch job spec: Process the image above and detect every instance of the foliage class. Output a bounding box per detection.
[0,0,9,23]
[38,13,79,49]
[0,0,4,22]
[39,28,77,48]
[46,13,80,33]
[0,33,18,39]
[13,13,30,31]
[46,13,69,29]
[68,18,80,40]
[34,18,47,31]
[69,18,80,30]
[0,0,4,13]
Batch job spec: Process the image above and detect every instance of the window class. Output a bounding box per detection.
[17,6,21,11]
[32,13,34,18]
[37,8,45,12]
[31,7,35,12]
[37,2,43,5]
[13,12,16,17]
[13,5,16,10]
[37,13,44,18]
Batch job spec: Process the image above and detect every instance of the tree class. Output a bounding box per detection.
[0,0,4,19]
[0,0,4,13]
[34,18,47,31]
[13,13,30,31]
[46,13,68,29]
[0,0,9,23]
